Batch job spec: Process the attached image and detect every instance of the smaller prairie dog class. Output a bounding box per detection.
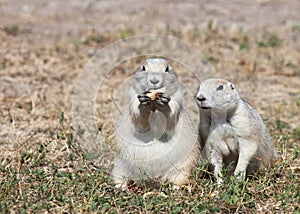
[196,78,277,184]
[112,58,199,190]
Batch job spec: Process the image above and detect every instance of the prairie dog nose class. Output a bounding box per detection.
[196,95,206,101]
[150,78,159,85]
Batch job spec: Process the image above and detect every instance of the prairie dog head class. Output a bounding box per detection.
[132,58,179,95]
[195,78,240,113]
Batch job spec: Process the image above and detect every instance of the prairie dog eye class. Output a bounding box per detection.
[216,85,224,91]
[165,65,170,72]
[141,65,146,71]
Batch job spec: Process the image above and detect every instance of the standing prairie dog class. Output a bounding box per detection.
[195,78,277,184]
[112,58,199,190]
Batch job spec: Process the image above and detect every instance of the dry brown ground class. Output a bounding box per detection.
[0,0,299,212]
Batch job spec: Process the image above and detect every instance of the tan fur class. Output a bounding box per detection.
[112,58,199,190]
[196,78,277,185]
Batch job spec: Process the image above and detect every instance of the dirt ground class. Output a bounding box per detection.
[0,0,300,149]
[1,0,300,191]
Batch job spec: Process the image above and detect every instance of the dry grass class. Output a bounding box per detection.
[1,14,300,213]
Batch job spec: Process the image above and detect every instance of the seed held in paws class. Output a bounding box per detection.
[146,87,167,101]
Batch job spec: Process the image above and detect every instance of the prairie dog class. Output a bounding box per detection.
[112,58,199,189]
[195,78,277,184]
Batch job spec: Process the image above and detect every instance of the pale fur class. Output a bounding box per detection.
[196,78,277,184]
[112,58,199,190]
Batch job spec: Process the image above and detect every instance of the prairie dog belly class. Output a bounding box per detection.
[116,110,197,179]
